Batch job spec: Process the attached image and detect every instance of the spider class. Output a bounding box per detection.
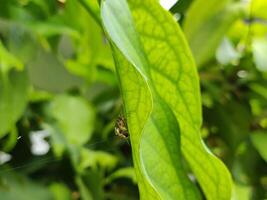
[115,115,129,139]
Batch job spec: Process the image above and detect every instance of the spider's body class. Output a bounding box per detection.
[115,115,129,139]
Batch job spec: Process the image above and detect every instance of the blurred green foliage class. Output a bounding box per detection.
[0,0,266,199]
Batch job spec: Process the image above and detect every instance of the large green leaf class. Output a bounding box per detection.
[183,0,244,67]
[101,0,232,199]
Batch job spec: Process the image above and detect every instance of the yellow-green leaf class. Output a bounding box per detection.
[101,0,232,199]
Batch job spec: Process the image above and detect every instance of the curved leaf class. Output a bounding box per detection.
[101,0,232,199]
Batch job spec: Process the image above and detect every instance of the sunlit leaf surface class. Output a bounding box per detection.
[101,0,232,199]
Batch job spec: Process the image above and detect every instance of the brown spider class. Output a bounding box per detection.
[115,115,129,139]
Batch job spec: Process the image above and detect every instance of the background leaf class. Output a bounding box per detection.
[0,70,29,138]
[50,94,95,147]
[183,0,245,67]
[0,173,53,200]
[251,131,267,162]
